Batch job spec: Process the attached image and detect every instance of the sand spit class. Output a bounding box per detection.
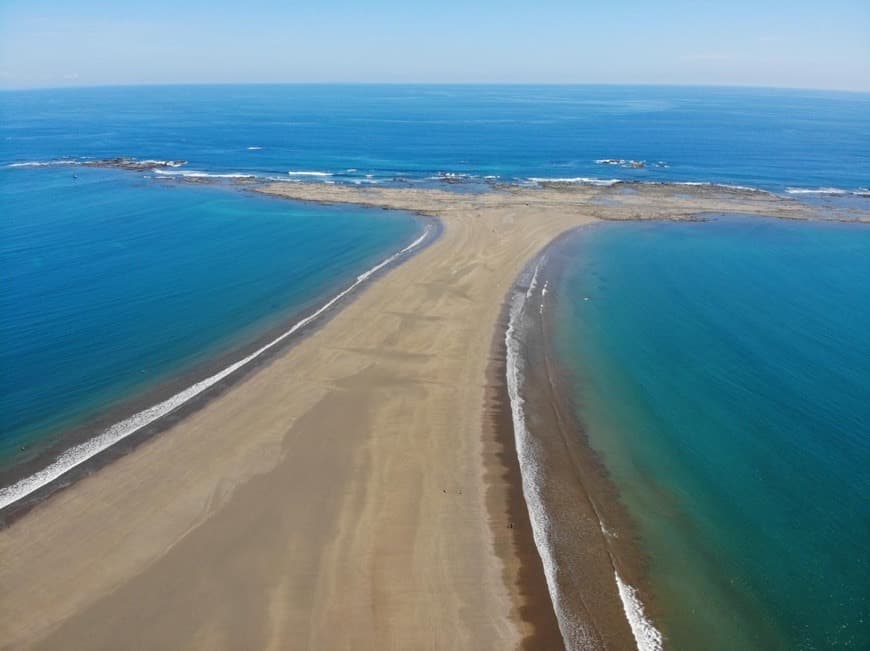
[0,180,865,650]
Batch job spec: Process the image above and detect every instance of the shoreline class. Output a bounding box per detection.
[482,294,564,649]
[6,157,870,205]
[0,216,441,522]
[507,231,665,649]
[2,178,868,649]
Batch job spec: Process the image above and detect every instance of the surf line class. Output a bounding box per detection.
[0,224,435,512]
[505,259,663,651]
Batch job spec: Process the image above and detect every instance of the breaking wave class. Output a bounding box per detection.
[505,260,664,650]
[786,187,868,197]
[287,170,333,177]
[6,160,78,168]
[529,177,623,186]
[153,169,256,179]
[615,572,664,651]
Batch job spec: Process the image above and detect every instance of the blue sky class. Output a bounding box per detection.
[1,0,868,91]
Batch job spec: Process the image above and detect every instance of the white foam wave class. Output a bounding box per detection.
[506,265,664,650]
[8,159,187,170]
[785,187,850,195]
[506,267,594,648]
[615,572,664,651]
[530,177,622,186]
[0,225,434,512]
[137,159,185,167]
[423,172,477,183]
[246,146,263,150]
[7,160,78,168]
[525,262,541,299]
[287,170,332,177]
[594,158,669,169]
[153,169,255,179]
[595,158,646,169]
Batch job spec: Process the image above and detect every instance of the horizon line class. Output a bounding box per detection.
[2,81,869,95]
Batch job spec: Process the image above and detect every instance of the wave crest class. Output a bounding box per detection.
[287,170,332,177]
[7,160,78,168]
[153,169,255,179]
[785,187,863,196]
[529,176,622,186]
[615,572,664,651]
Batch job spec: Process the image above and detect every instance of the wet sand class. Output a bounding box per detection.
[1,181,864,650]
[508,235,666,648]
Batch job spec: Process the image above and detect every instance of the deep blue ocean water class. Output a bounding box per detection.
[553,217,870,649]
[1,85,868,194]
[0,164,421,469]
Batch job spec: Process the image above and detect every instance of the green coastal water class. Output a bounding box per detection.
[552,216,870,649]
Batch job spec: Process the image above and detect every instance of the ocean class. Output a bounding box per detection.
[548,217,870,649]
[2,84,868,195]
[1,85,868,646]
[0,163,425,488]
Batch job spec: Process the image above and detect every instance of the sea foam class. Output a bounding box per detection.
[137,159,185,167]
[615,572,664,651]
[0,225,434,512]
[529,177,622,186]
[6,160,78,168]
[7,158,187,171]
[287,170,333,177]
[595,158,668,169]
[506,263,578,646]
[505,262,664,650]
[786,187,851,195]
[507,262,599,648]
[153,169,255,179]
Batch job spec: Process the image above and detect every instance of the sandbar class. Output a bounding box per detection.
[0,181,864,650]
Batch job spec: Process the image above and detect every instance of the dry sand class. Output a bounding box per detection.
[0,182,863,650]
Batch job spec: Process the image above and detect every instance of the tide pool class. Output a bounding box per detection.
[552,216,870,649]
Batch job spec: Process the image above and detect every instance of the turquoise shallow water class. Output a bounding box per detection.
[552,216,870,649]
[0,165,421,469]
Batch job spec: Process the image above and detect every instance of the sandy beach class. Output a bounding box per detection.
[0,181,863,650]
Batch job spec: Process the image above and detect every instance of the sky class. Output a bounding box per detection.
[1,0,868,91]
